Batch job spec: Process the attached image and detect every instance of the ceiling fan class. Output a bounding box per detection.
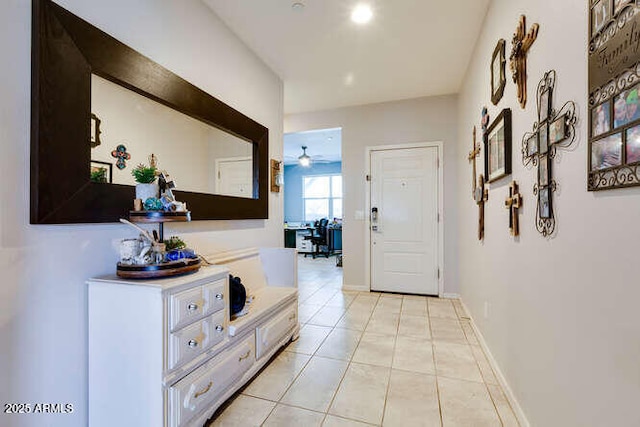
[283,145,333,166]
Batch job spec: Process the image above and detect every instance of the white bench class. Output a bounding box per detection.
[203,247,299,339]
[196,247,300,423]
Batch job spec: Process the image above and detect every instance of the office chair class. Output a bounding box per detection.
[304,218,330,259]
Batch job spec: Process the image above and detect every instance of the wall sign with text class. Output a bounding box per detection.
[589,0,640,190]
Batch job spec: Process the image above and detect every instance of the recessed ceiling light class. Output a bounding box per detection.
[344,73,355,86]
[292,2,305,11]
[351,4,373,24]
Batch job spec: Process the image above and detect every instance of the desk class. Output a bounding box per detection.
[284,229,297,248]
[283,228,313,253]
[328,228,342,253]
[284,227,341,255]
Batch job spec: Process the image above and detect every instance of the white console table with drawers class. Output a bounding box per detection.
[87,257,298,427]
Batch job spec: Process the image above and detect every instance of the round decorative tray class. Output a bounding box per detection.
[128,210,191,223]
[116,258,201,279]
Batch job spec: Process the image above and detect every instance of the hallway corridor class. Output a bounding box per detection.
[210,255,519,426]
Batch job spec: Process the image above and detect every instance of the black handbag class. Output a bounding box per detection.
[229,275,247,315]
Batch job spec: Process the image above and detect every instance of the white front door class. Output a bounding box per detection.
[215,157,253,198]
[370,146,440,295]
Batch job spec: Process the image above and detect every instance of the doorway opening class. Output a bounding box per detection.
[283,128,343,288]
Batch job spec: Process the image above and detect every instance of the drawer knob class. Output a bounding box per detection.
[215,293,223,300]
[188,339,199,348]
[238,349,251,362]
[216,325,224,332]
[194,381,213,399]
[187,303,198,311]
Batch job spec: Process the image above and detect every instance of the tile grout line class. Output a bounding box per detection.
[216,256,345,425]
[378,295,404,426]
[294,284,377,424]
[304,264,506,426]
[242,260,512,426]
[428,298,446,427]
[453,298,507,426]
[448,298,507,426]
[263,257,344,424]
[462,311,510,427]
[322,293,381,425]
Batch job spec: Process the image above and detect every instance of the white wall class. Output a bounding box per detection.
[92,74,253,194]
[0,1,283,426]
[91,75,210,190]
[457,0,640,426]
[285,95,459,294]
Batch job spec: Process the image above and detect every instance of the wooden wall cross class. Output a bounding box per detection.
[468,126,481,196]
[474,175,489,240]
[509,15,539,109]
[504,181,522,236]
[468,127,487,240]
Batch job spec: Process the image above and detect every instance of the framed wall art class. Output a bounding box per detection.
[484,108,512,183]
[588,0,640,190]
[90,160,112,184]
[491,39,506,105]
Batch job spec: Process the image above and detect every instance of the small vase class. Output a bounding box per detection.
[135,183,159,202]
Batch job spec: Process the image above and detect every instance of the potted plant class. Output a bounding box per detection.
[132,163,158,202]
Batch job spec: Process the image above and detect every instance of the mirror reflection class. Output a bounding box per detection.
[89,74,254,198]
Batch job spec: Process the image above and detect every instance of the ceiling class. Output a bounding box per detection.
[283,128,342,165]
[203,0,491,114]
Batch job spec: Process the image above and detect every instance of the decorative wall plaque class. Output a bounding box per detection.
[521,71,577,237]
[588,0,640,190]
[270,159,282,193]
[491,39,506,105]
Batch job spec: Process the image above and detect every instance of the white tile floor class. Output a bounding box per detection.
[208,255,519,426]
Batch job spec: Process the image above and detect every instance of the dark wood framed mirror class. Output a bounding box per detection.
[31,0,268,224]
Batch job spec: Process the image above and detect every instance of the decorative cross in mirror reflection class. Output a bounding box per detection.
[504,181,522,236]
[111,144,131,170]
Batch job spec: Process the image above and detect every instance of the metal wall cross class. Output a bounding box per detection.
[510,15,539,109]
[504,181,522,236]
[521,70,577,237]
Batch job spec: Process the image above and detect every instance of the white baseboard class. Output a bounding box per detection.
[458,299,530,427]
[342,284,369,292]
[442,293,460,299]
